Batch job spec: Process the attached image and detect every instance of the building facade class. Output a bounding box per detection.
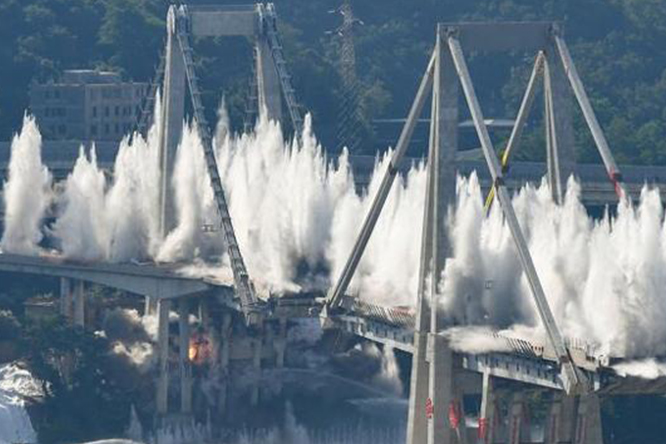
[29,70,148,141]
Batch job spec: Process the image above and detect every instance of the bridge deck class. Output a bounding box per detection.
[331,300,666,396]
[0,252,232,300]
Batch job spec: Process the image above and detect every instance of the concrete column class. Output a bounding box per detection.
[250,337,262,406]
[427,333,458,444]
[507,393,525,444]
[478,372,496,444]
[274,317,287,368]
[158,6,187,238]
[574,394,603,444]
[179,299,192,414]
[545,394,578,444]
[73,280,85,328]
[546,40,576,185]
[544,58,565,205]
[409,26,458,444]
[255,36,283,123]
[218,313,232,417]
[145,297,158,317]
[427,26,460,444]
[199,297,210,328]
[156,299,170,415]
[60,277,73,321]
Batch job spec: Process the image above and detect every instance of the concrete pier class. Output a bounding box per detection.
[478,372,496,444]
[60,277,85,327]
[73,280,85,327]
[545,394,577,444]
[218,313,232,417]
[251,337,262,406]
[179,299,192,414]
[508,393,526,444]
[157,299,170,415]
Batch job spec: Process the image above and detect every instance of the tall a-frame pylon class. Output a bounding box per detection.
[323,22,625,444]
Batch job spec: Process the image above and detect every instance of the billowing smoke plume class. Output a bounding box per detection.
[1,115,51,254]
[439,175,666,358]
[52,147,108,260]
[5,109,666,358]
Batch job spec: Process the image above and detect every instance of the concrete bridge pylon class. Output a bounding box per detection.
[321,21,626,444]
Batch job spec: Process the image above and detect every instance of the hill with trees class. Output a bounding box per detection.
[1,0,666,164]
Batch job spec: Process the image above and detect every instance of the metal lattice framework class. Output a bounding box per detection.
[330,0,364,152]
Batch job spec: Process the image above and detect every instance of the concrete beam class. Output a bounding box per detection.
[0,253,211,300]
[188,7,258,37]
[440,22,553,52]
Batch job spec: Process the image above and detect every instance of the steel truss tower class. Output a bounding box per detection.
[331,0,364,152]
[324,21,627,444]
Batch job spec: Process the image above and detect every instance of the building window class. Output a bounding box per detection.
[45,91,51,99]
[54,90,60,99]
[105,107,109,117]
[114,123,120,134]
[91,125,97,136]
[92,107,97,118]
[115,106,120,116]
[135,106,141,116]
[105,124,110,135]
[58,125,66,135]
[45,108,50,117]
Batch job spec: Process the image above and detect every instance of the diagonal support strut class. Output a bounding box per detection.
[325,51,437,312]
[485,51,545,212]
[447,33,585,395]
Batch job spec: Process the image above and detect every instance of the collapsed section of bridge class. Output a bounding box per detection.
[321,21,649,444]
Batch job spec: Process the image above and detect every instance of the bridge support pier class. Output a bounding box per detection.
[251,337,262,406]
[179,298,193,414]
[158,6,187,238]
[428,334,461,444]
[59,278,85,327]
[508,392,527,444]
[145,296,158,317]
[478,372,496,444]
[157,299,170,415]
[218,313,232,417]
[274,317,287,369]
[73,280,85,327]
[60,277,73,320]
[256,36,283,123]
[574,394,603,444]
[545,394,577,444]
